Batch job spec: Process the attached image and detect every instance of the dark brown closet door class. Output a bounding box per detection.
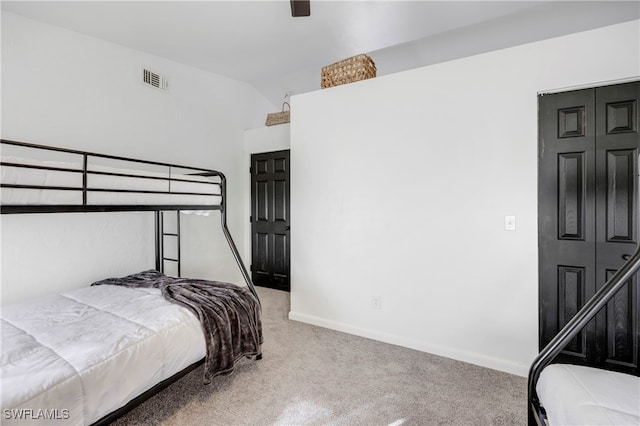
[250,150,291,292]
[538,81,639,375]
[539,88,597,366]
[594,82,639,373]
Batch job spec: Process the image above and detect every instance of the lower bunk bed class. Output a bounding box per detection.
[536,364,639,425]
[1,271,262,426]
[0,139,262,425]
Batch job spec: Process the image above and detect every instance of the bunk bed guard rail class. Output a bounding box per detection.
[528,244,640,425]
[0,139,259,302]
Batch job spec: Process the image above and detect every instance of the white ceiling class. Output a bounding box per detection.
[2,1,639,107]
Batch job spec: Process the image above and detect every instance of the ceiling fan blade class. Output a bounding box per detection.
[290,0,310,17]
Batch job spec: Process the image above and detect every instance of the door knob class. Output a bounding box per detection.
[285,226,290,231]
[622,254,632,260]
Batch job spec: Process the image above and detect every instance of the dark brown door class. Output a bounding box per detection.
[250,150,290,291]
[594,82,639,372]
[538,81,639,375]
[539,88,598,366]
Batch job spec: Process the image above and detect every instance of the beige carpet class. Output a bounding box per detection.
[113,287,526,425]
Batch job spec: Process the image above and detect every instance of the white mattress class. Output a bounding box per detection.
[537,364,640,426]
[1,156,221,206]
[0,285,206,425]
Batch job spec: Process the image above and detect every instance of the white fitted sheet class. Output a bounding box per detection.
[0,285,206,425]
[1,156,221,206]
[537,364,640,426]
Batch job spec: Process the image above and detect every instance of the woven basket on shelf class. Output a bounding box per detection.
[321,54,376,89]
[265,102,290,126]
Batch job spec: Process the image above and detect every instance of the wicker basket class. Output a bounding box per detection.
[321,54,376,89]
[265,102,290,126]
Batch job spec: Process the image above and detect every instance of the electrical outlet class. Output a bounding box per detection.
[371,296,382,310]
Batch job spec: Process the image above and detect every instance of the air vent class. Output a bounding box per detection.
[142,68,168,91]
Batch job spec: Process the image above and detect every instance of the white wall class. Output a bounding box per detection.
[1,12,274,305]
[242,124,291,265]
[290,20,640,376]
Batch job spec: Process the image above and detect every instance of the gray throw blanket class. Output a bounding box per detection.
[92,270,262,384]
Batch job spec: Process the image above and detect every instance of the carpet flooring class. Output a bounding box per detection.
[113,286,527,425]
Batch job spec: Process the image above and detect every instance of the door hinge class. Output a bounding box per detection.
[249,166,252,174]
[250,215,253,222]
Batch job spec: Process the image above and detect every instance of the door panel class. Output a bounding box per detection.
[594,82,639,374]
[605,149,635,241]
[274,179,287,221]
[539,88,597,366]
[256,181,270,221]
[251,150,291,291]
[603,272,636,369]
[558,152,586,240]
[557,265,587,356]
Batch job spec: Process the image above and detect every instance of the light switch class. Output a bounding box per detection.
[505,216,516,231]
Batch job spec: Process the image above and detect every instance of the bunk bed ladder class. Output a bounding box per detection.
[155,210,181,277]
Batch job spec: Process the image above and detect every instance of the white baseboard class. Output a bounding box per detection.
[288,310,529,377]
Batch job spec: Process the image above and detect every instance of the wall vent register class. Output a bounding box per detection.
[142,68,168,91]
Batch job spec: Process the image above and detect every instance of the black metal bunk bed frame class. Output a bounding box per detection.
[0,138,260,425]
[528,239,640,425]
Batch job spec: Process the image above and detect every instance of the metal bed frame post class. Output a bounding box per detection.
[82,154,88,207]
[527,245,640,425]
[218,172,260,304]
[155,211,162,272]
[176,211,181,277]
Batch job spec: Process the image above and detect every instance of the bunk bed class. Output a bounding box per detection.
[528,243,640,425]
[0,139,262,425]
